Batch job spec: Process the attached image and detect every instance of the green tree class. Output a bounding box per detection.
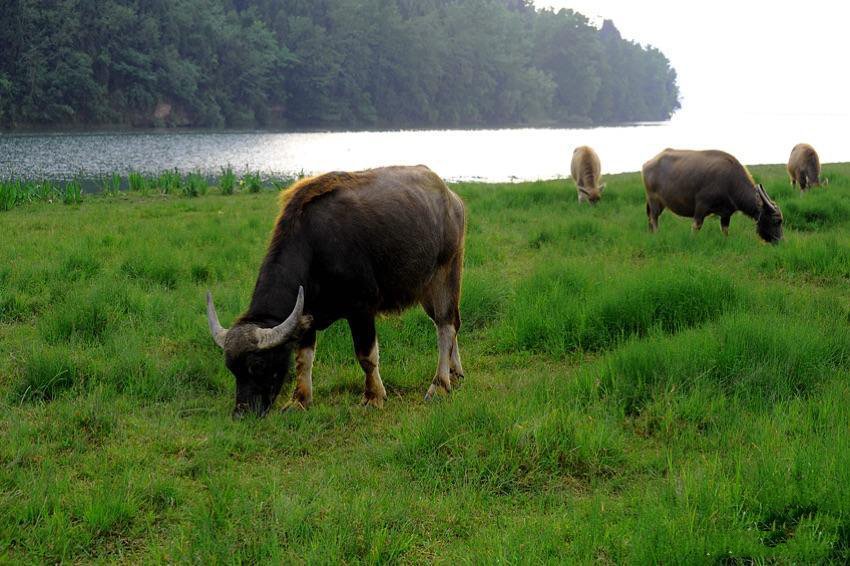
[0,0,679,129]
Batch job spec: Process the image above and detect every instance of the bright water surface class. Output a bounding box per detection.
[1,111,848,182]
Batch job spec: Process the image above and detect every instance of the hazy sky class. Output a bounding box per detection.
[541,1,848,119]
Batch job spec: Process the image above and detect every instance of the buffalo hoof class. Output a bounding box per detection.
[361,390,387,409]
[424,381,451,401]
[450,370,465,388]
[282,399,309,412]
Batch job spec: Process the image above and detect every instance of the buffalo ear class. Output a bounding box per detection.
[599,183,607,193]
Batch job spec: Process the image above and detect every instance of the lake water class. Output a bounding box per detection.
[1,111,848,183]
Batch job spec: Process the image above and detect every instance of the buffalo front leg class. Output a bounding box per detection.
[349,315,387,408]
[284,329,316,411]
[720,215,731,236]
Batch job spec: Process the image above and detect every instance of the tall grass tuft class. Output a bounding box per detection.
[60,178,84,205]
[761,236,850,279]
[157,169,182,195]
[571,312,850,416]
[782,192,850,231]
[0,179,21,211]
[38,180,56,201]
[241,170,263,193]
[219,164,236,195]
[100,173,121,196]
[129,171,154,195]
[12,347,83,403]
[0,179,56,209]
[120,250,181,288]
[497,260,741,356]
[184,171,208,197]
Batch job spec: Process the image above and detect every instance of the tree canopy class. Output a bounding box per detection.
[0,0,680,129]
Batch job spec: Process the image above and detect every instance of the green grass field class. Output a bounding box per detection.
[2,164,850,563]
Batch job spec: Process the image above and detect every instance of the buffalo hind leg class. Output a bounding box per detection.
[692,204,709,233]
[450,333,465,386]
[720,215,731,236]
[647,200,663,233]
[422,256,463,400]
[284,329,316,411]
[424,324,456,401]
[349,315,387,408]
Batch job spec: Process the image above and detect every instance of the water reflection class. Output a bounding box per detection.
[1,111,847,182]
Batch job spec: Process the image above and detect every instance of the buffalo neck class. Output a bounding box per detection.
[243,240,308,327]
[734,182,763,220]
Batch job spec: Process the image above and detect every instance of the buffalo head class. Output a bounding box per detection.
[206,287,308,418]
[578,183,605,205]
[804,171,826,189]
[755,184,783,244]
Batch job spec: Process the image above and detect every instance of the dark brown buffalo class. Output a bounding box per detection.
[207,165,466,417]
[787,143,824,191]
[642,149,783,243]
[570,145,605,204]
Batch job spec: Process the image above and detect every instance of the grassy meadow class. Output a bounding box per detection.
[2,163,850,563]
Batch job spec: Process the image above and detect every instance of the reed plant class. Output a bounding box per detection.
[241,169,263,193]
[61,178,84,205]
[184,171,208,197]
[219,164,236,195]
[100,173,121,196]
[0,179,21,210]
[128,171,149,194]
[156,169,182,194]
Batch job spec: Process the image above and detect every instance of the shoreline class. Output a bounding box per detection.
[3,161,844,214]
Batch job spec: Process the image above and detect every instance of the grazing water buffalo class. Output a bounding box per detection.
[642,149,783,243]
[571,145,605,204]
[206,165,466,417]
[787,143,824,191]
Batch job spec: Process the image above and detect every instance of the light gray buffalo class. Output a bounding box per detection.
[787,143,825,191]
[642,149,783,243]
[570,146,605,204]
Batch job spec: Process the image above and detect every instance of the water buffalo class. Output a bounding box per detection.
[642,149,783,243]
[571,145,605,204]
[787,143,824,191]
[206,165,466,417]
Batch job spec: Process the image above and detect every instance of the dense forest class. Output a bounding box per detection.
[0,0,680,130]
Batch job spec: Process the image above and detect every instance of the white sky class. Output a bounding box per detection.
[541,1,849,118]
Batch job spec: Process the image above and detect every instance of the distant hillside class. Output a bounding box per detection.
[0,1,680,130]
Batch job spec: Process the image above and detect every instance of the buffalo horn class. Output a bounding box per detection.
[206,291,228,349]
[256,286,306,350]
[756,184,776,212]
